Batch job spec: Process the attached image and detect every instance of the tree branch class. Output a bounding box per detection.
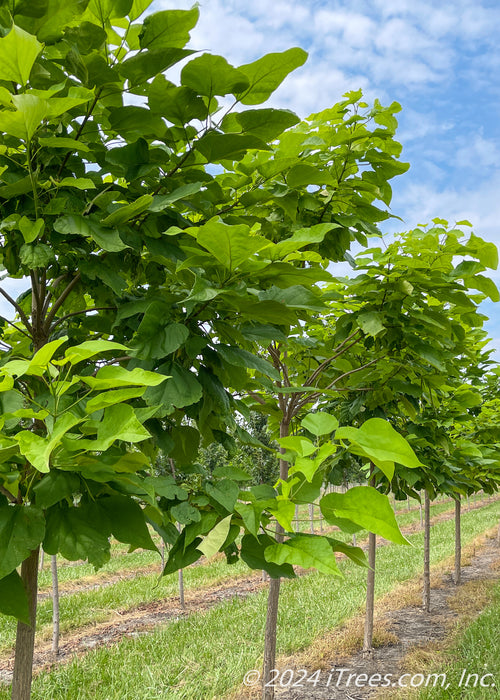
[0,484,18,503]
[0,287,33,334]
[295,356,384,411]
[57,90,102,177]
[51,306,116,330]
[304,328,362,387]
[43,273,81,333]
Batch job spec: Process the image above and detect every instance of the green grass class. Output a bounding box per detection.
[1,500,497,700]
[416,581,500,699]
[0,495,489,657]
[0,556,250,655]
[0,495,463,655]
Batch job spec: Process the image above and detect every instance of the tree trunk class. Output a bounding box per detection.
[160,540,165,571]
[407,495,410,511]
[11,547,39,700]
[423,490,431,612]
[309,503,314,534]
[178,569,185,609]
[262,419,289,700]
[363,465,376,655]
[38,549,45,572]
[454,497,461,585]
[419,491,423,529]
[51,555,60,657]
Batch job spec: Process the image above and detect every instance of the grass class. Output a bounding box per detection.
[0,556,251,655]
[413,580,500,699]
[0,494,467,655]
[1,500,497,700]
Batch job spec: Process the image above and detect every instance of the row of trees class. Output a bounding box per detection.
[0,2,498,699]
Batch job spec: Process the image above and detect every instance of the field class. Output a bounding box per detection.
[1,495,499,700]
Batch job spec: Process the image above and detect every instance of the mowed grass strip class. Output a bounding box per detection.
[414,580,500,699]
[1,501,497,700]
[0,496,466,655]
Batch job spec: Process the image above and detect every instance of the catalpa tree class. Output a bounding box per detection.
[0,2,425,699]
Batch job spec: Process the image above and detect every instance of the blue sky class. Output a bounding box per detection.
[153,0,500,358]
[2,0,499,357]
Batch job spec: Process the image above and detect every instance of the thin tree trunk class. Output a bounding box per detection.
[51,555,60,657]
[38,549,45,572]
[407,495,410,511]
[262,419,289,700]
[363,465,376,655]
[11,547,40,700]
[423,490,431,612]
[309,503,314,534]
[170,460,186,611]
[160,540,165,570]
[419,491,423,529]
[319,505,323,532]
[454,497,461,585]
[352,533,356,547]
[178,569,185,609]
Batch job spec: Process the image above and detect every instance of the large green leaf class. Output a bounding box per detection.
[181,54,249,97]
[217,345,280,380]
[196,514,232,558]
[16,413,82,473]
[60,339,128,366]
[148,76,207,125]
[240,533,295,579]
[95,404,151,450]
[336,418,423,480]
[277,436,316,457]
[221,108,300,141]
[43,503,110,568]
[236,48,308,105]
[120,49,193,84]
[206,479,239,513]
[0,505,45,578]
[195,220,270,271]
[84,387,146,413]
[33,471,80,510]
[131,312,189,360]
[54,214,129,252]
[0,570,29,623]
[320,487,409,544]
[139,7,199,49]
[301,412,339,436]
[265,535,341,576]
[144,364,201,411]
[357,311,385,337]
[196,132,270,162]
[163,531,202,574]
[97,495,157,551]
[101,195,153,227]
[0,24,42,86]
[81,366,168,389]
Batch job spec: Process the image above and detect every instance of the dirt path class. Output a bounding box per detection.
[265,534,500,699]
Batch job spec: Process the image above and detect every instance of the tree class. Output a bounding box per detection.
[0,5,452,700]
